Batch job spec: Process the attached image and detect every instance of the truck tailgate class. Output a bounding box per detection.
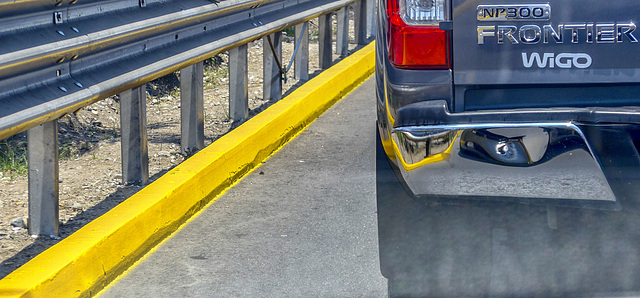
[452,0,640,110]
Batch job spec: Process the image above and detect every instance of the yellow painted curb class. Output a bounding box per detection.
[0,41,375,298]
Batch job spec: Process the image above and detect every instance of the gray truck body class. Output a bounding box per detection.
[454,0,640,111]
[376,0,640,296]
[376,0,640,206]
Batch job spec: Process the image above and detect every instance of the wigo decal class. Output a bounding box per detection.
[521,53,592,69]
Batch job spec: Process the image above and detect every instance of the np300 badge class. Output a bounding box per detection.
[477,4,550,21]
[476,3,638,45]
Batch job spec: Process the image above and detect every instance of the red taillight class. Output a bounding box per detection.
[386,0,451,69]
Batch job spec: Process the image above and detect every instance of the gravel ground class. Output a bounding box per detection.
[0,17,361,279]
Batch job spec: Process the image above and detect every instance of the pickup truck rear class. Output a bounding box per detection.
[375,0,640,296]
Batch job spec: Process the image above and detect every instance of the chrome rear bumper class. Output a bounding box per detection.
[390,123,618,206]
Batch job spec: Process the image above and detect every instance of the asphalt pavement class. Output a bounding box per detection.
[99,78,386,297]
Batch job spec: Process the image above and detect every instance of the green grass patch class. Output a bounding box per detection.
[204,54,229,89]
[0,134,94,178]
[283,26,295,37]
[0,137,28,177]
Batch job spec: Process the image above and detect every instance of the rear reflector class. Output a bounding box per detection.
[387,0,450,69]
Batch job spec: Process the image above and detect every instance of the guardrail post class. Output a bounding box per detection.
[294,22,309,81]
[180,62,205,155]
[355,0,368,45]
[263,32,282,102]
[336,6,349,57]
[120,86,149,185]
[367,0,376,38]
[230,44,249,122]
[318,13,333,69]
[27,120,59,236]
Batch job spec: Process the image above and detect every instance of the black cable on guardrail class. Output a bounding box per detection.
[266,22,308,84]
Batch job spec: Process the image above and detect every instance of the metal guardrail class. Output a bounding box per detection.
[0,0,374,236]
